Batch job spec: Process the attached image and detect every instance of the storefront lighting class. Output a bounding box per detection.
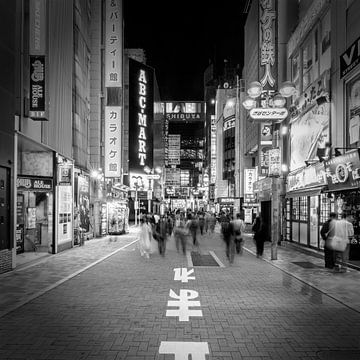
[273,94,286,108]
[281,164,288,173]
[91,170,99,178]
[143,165,151,174]
[247,81,263,98]
[279,81,297,98]
[211,99,215,104]
[242,96,257,110]
[280,125,288,135]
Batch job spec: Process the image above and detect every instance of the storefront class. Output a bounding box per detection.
[285,162,330,249]
[107,186,129,235]
[324,149,360,260]
[16,176,53,253]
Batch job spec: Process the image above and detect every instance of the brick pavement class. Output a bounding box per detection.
[0,226,359,359]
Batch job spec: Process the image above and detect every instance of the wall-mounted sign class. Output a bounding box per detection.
[249,107,288,121]
[17,177,52,191]
[268,148,281,177]
[129,59,154,173]
[259,0,277,89]
[105,106,122,177]
[105,0,122,87]
[218,197,235,204]
[324,149,360,191]
[286,162,326,192]
[340,35,360,79]
[168,134,181,165]
[244,168,257,194]
[29,55,47,120]
[29,0,46,55]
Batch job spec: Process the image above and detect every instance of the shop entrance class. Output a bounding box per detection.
[16,178,53,254]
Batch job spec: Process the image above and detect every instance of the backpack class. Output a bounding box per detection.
[221,220,231,236]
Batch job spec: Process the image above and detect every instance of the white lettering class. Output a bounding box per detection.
[138,127,146,140]
[139,96,146,108]
[166,289,202,321]
[138,69,147,83]
[159,342,209,360]
[173,268,195,283]
[138,113,147,126]
[343,44,355,66]
[138,140,146,153]
[139,153,146,165]
[139,82,146,96]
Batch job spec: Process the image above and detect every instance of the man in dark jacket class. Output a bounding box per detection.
[320,212,337,269]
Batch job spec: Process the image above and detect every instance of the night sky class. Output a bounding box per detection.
[123,1,247,101]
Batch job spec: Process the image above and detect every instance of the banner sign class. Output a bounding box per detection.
[324,149,360,191]
[105,106,122,177]
[105,0,122,87]
[29,55,47,120]
[17,177,52,191]
[259,0,277,90]
[128,59,154,173]
[29,0,46,55]
[268,148,281,177]
[286,162,326,192]
[340,35,360,78]
[244,168,257,194]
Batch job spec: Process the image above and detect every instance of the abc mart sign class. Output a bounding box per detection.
[249,108,288,121]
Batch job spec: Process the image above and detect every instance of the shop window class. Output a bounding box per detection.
[299,196,308,221]
[346,74,360,147]
[292,198,299,220]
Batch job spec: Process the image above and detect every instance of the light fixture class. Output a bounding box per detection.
[273,94,286,107]
[242,96,257,110]
[211,99,215,104]
[91,170,99,178]
[154,166,162,174]
[281,164,288,173]
[280,125,288,135]
[247,81,263,98]
[279,81,297,98]
[143,165,151,174]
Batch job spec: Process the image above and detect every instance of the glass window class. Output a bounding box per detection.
[292,198,299,220]
[302,36,313,91]
[346,74,360,147]
[299,196,308,221]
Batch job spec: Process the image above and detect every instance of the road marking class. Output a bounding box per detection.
[174,267,195,283]
[159,341,209,359]
[166,289,203,321]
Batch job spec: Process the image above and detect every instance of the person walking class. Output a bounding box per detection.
[208,213,217,233]
[198,212,205,235]
[252,214,266,258]
[173,214,187,255]
[231,213,245,254]
[320,212,337,269]
[220,212,235,263]
[155,215,169,257]
[186,214,199,247]
[139,218,152,259]
[332,213,354,272]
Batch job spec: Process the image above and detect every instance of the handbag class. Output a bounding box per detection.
[327,235,347,252]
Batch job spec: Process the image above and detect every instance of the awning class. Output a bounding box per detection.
[285,187,324,198]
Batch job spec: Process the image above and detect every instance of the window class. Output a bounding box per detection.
[302,36,313,90]
[299,196,308,221]
[346,75,360,147]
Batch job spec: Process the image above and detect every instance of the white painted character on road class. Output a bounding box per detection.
[159,341,209,360]
[173,268,195,283]
[166,289,202,321]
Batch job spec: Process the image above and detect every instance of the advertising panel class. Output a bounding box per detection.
[340,35,360,78]
[259,0,277,90]
[104,106,122,177]
[210,116,216,184]
[347,76,360,145]
[168,134,181,165]
[165,102,203,121]
[29,55,47,120]
[244,168,257,195]
[105,0,122,87]
[268,148,281,177]
[128,59,154,173]
[78,175,90,232]
[57,185,72,244]
[324,150,360,191]
[29,0,46,55]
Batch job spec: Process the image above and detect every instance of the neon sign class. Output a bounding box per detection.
[138,69,147,166]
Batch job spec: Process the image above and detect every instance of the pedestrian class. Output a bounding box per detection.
[198,212,205,235]
[252,214,266,258]
[320,212,337,269]
[139,217,152,259]
[208,213,217,233]
[186,214,199,247]
[220,212,235,263]
[154,215,169,256]
[332,213,353,272]
[231,213,245,254]
[173,214,188,255]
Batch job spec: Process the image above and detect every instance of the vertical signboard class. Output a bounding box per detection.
[210,115,216,184]
[168,134,181,165]
[29,0,47,120]
[244,169,256,195]
[128,59,154,174]
[105,106,122,177]
[268,148,281,177]
[259,0,277,90]
[105,0,122,87]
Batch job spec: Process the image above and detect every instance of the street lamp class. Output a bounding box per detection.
[242,80,296,260]
[143,166,162,214]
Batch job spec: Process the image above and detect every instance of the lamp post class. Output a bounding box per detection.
[242,80,296,260]
[143,166,162,214]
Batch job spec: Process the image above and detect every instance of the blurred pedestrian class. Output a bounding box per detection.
[320,212,337,269]
[155,215,169,257]
[252,214,266,258]
[186,214,199,247]
[173,213,188,255]
[231,213,245,254]
[198,212,205,235]
[220,212,234,263]
[139,217,152,259]
[208,213,217,233]
[333,213,353,272]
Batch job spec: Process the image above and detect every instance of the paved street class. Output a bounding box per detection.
[1,227,360,359]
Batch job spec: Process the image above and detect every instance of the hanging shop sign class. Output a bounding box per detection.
[105,0,122,87]
[324,149,360,191]
[340,35,360,78]
[244,168,257,195]
[17,176,52,191]
[286,162,326,192]
[104,106,122,177]
[268,148,281,177]
[29,0,46,55]
[128,59,154,173]
[259,0,277,90]
[249,107,288,121]
[29,55,47,120]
